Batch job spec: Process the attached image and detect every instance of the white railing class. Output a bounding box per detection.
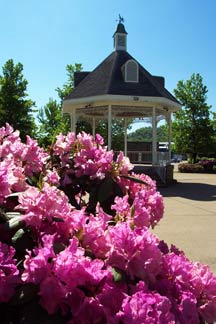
[125,151,170,165]
[127,151,152,164]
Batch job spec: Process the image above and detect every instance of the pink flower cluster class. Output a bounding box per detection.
[158,251,216,323]
[0,123,48,204]
[0,124,216,324]
[16,184,75,240]
[0,242,19,302]
[53,131,133,180]
[112,172,164,228]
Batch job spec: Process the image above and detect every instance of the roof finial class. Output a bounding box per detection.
[117,14,124,24]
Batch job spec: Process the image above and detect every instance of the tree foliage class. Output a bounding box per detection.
[56,63,82,102]
[210,111,216,153]
[128,125,168,142]
[0,59,36,140]
[95,119,132,152]
[37,64,83,146]
[173,73,214,163]
[37,99,70,147]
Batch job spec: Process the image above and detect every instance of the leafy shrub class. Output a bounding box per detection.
[198,159,216,172]
[1,123,216,324]
[178,163,204,173]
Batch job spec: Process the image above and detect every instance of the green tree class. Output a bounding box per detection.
[56,63,93,134]
[210,111,216,154]
[128,125,168,142]
[0,59,36,140]
[37,63,83,146]
[173,73,214,163]
[95,119,131,151]
[37,99,70,147]
[56,63,83,102]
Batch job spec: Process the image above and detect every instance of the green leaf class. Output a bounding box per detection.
[120,174,149,186]
[6,216,24,233]
[111,267,123,282]
[52,216,64,222]
[6,211,22,219]
[12,228,25,243]
[53,242,66,254]
[12,228,34,253]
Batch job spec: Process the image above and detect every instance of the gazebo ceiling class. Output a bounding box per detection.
[69,103,171,119]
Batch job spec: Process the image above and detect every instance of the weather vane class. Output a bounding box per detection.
[117,14,124,24]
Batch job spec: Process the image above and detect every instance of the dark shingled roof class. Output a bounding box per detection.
[114,22,128,35]
[66,50,179,104]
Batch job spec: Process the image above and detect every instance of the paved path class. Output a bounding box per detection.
[152,171,216,273]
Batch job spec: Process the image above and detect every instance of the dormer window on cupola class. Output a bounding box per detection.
[123,60,139,83]
[113,16,127,51]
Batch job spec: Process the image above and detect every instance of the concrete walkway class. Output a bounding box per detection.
[152,170,216,273]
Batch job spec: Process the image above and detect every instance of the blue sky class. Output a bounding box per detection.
[0,0,216,120]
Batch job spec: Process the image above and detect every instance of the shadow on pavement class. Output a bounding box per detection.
[158,182,216,202]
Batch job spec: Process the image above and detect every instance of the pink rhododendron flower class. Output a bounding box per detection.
[111,195,131,220]
[22,234,55,284]
[74,139,114,179]
[116,151,133,175]
[21,136,49,176]
[117,172,164,228]
[119,171,157,196]
[81,208,111,258]
[39,275,67,314]
[95,133,104,145]
[157,252,216,324]
[97,283,126,320]
[0,123,14,139]
[0,125,48,178]
[0,163,12,203]
[53,237,85,289]
[177,292,200,324]
[0,126,24,160]
[53,237,110,293]
[107,222,162,282]
[1,124,216,324]
[17,184,75,238]
[69,208,89,233]
[53,132,76,158]
[133,188,164,228]
[117,290,175,324]
[0,242,19,302]
[44,168,60,185]
[68,297,107,324]
[0,159,27,203]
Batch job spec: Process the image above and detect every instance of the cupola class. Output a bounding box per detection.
[113,15,127,51]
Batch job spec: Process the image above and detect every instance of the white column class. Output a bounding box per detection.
[152,107,157,165]
[92,117,96,137]
[108,105,112,150]
[71,108,76,133]
[168,111,172,163]
[124,118,128,156]
[70,112,73,132]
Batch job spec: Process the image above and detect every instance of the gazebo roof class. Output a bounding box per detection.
[65,50,179,105]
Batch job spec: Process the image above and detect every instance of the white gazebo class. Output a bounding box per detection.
[63,20,181,183]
